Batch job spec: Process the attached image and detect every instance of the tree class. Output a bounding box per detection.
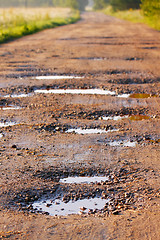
[110,0,141,11]
[93,0,109,10]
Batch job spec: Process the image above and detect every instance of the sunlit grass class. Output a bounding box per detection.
[103,6,160,31]
[0,8,80,43]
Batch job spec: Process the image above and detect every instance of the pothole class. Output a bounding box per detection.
[129,115,150,121]
[4,93,33,98]
[35,75,83,80]
[60,176,109,184]
[34,88,116,95]
[32,197,109,216]
[129,93,159,98]
[107,140,137,147]
[66,128,118,134]
[118,93,159,98]
[102,115,128,121]
[0,121,17,128]
[0,105,21,110]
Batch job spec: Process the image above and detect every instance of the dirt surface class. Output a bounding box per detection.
[0,12,160,239]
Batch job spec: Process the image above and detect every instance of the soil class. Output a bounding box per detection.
[0,12,160,240]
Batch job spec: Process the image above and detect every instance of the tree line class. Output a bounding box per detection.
[0,0,89,11]
[0,0,159,17]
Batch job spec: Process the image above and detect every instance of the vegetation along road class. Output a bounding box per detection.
[0,11,160,239]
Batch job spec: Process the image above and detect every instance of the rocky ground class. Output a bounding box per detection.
[0,12,160,239]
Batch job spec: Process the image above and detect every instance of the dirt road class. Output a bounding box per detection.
[0,12,160,239]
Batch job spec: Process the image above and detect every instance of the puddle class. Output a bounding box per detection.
[34,88,116,95]
[72,57,106,61]
[0,122,17,128]
[66,128,118,134]
[117,94,131,98]
[108,140,137,147]
[0,106,21,110]
[32,197,108,216]
[129,115,150,121]
[35,76,83,80]
[60,176,108,184]
[102,115,128,121]
[117,93,159,98]
[129,93,159,99]
[4,93,33,98]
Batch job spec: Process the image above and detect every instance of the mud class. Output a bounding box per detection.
[0,12,160,240]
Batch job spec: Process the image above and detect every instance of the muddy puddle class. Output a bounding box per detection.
[107,140,137,147]
[66,128,118,134]
[34,88,116,95]
[4,93,33,98]
[32,197,109,216]
[35,75,83,80]
[129,93,159,98]
[118,93,159,98]
[0,121,17,128]
[102,115,129,121]
[0,105,21,110]
[129,115,150,121]
[60,176,108,184]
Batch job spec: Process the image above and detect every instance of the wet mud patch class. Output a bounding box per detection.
[108,77,160,84]
[51,107,148,120]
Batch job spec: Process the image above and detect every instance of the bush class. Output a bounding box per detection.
[141,0,160,17]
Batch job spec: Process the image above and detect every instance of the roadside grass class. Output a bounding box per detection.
[103,6,160,31]
[0,8,80,43]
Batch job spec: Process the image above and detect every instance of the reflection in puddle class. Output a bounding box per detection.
[4,93,33,98]
[0,106,21,110]
[108,140,137,147]
[129,93,159,98]
[0,122,17,128]
[129,115,150,121]
[66,128,118,134]
[60,176,108,184]
[34,89,116,95]
[35,76,83,80]
[102,115,128,121]
[33,197,108,216]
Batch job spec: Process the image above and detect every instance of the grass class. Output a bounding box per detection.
[0,8,80,43]
[103,6,160,31]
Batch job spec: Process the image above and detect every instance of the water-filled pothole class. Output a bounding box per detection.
[35,75,83,80]
[0,122,17,128]
[129,115,150,121]
[34,88,116,95]
[4,93,33,98]
[32,197,108,216]
[60,176,109,184]
[102,115,129,121]
[0,105,21,110]
[129,93,159,98]
[66,128,118,134]
[107,140,137,147]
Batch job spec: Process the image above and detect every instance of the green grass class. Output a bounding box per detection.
[103,6,160,31]
[0,8,80,43]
